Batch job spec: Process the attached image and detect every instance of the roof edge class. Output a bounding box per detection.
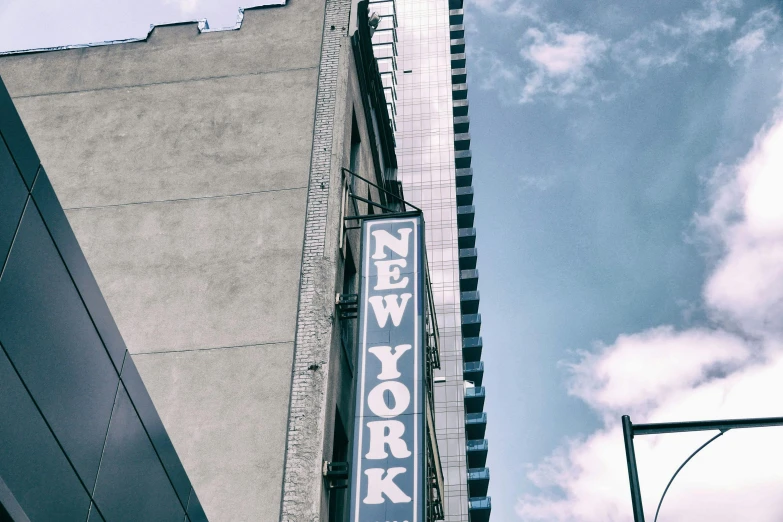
[0,0,287,56]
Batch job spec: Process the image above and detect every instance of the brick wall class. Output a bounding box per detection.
[280,0,353,519]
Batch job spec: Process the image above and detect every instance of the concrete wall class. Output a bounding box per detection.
[0,2,324,520]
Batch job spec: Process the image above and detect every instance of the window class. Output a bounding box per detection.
[328,411,350,522]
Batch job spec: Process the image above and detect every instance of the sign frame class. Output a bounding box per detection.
[349,213,426,522]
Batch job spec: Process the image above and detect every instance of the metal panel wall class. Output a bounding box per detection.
[0,74,206,522]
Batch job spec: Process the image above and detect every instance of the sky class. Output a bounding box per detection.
[2,0,783,520]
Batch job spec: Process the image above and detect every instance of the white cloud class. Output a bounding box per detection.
[473,0,774,103]
[471,0,540,21]
[568,327,751,418]
[518,25,608,102]
[683,0,739,36]
[701,112,783,334]
[516,104,783,520]
[517,174,559,192]
[728,7,781,63]
[611,22,684,76]
[523,27,607,76]
[728,28,767,60]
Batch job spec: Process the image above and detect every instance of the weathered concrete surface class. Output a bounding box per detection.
[0,3,325,97]
[66,189,306,353]
[0,1,326,520]
[12,69,317,208]
[134,342,294,522]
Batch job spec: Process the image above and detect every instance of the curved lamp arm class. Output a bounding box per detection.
[653,429,727,522]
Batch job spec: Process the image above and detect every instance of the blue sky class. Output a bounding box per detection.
[2,0,783,520]
[466,0,783,520]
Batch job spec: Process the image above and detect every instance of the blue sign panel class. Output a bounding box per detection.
[350,216,425,522]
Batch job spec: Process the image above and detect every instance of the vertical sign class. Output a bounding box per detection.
[350,216,425,522]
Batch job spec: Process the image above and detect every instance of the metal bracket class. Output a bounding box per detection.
[336,293,358,319]
[323,460,349,490]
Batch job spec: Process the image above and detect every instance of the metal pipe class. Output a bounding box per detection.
[341,167,423,213]
[653,430,725,522]
[633,416,783,436]
[622,415,645,522]
[348,193,398,213]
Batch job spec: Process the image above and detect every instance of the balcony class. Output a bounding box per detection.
[450,24,465,39]
[459,248,477,270]
[469,496,491,522]
[467,439,488,468]
[455,150,472,168]
[452,83,468,100]
[451,38,466,54]
[468,468,490,497]
[458,228,475,249]
[451,52,466,69]
[460,269,478,291]
[454,116,470,134]
[456,186,473,206]
[455,167,472,187]
[449,8,464,24]
[464,361,484,386]
[454,132,471,151]
[466,412,487,439]
[453,115,470,134]
[462,313,481,337]
[464,385,485,413]
[453,99,469,117]
[461,290,479,315]
[457,205,474,228]
[462,336,482,363]
[452,68,467,84]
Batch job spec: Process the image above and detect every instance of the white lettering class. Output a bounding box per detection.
[371,228,412,260]
[367,381,410,418]
[374,259,409,290]
[366,420,411,459]
[368,344,411,380]
[363,468,412,504]
[368,294,412,328]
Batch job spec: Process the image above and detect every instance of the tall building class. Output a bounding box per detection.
[370,0,490,520]
[0,1,448,520]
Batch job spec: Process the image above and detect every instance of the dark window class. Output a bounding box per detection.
[340,244,358,372]
[350,114,361,175]
[328,411,350,522]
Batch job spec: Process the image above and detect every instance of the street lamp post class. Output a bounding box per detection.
[621,414,783,522]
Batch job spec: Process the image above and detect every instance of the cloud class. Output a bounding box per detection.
[473,0,776,103]
[517,174,559,192]
[471,0,540,21]
[701,110,783,334]
[568,327,751,418]
[610,21,684,76]
[518,25,608,102]
[516,103,783,520]
[682,0,739,37]
[728,7,781,63]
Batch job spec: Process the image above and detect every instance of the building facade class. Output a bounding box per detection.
[370,0,490,520]
[0,1,447,520]
[0,75,207,522]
